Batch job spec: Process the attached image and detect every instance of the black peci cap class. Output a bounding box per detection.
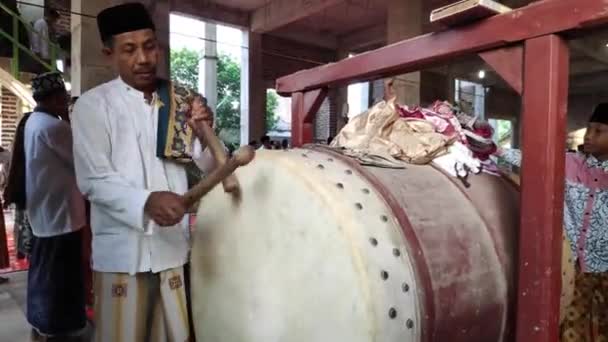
[96,2,155,43]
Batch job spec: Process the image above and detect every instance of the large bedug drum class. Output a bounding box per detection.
[190,146,519,342]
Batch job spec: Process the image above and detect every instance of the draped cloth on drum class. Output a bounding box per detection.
[331,99,452,165]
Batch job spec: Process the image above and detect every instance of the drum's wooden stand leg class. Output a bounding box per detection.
[291,88,328,147]
[516,34,569,342]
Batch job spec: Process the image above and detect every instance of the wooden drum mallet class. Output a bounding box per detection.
[200,121,241,193]
[182,145,255,208]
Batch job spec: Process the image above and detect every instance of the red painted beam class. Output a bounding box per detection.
[516,34,568,342]
[479,45,523,95]
[291,88,328,146]
[276,0,607,95]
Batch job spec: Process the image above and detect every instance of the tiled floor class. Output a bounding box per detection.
[0,214,32,340]
[0,271,30,342]
[0,212,96,341]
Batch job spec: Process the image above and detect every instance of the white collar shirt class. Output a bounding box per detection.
[71,78,217,274]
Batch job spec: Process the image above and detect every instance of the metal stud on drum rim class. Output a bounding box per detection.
[303,148,421,341]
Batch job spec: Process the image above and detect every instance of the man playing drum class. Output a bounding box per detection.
[71,3,220,341]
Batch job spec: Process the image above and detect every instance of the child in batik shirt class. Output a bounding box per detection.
[499,103,608,342]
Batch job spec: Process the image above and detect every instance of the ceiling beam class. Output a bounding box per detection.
[251,0,345,33]
[270,30,338,50]
[570,40,608,66]
[276,0,608,95]
[570,57,608,75]
[571,70,608,88]
[170,0,249,28]
[338,24,386,52]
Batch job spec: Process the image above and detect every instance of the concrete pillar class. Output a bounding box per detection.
[147,0,170,80]
[334,50,349,132]
[71,0,112,95]
[199,22,218,112]
[474,84,485,119]
[240,31,266,145]
[71,0,169,95]
[314,98,330,143]
[387,0,423,105]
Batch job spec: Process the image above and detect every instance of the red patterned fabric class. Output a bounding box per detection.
[0,212,30,274]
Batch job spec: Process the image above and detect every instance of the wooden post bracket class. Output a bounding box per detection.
[479,45,524,95]
[291,88,328,147]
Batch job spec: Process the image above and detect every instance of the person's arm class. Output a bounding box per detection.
[71,95,151,231]
[496,148,579,176]
[496,148,522,168]
[40,120,73,167]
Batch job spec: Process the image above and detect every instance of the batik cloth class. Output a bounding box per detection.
[27,230,86,336]
[561,266,608,342]
[93,266,190,342]
[156,80,201,163]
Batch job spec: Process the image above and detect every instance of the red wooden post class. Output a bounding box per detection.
[516,34,569,342]
[290,88,328,147]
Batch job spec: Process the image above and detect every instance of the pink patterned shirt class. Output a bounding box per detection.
[501,150,608,273]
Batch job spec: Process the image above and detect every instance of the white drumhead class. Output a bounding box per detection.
[191,149,420,342]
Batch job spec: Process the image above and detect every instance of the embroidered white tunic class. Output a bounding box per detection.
[72,78,217,275]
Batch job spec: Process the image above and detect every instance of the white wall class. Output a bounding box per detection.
[276,92,291,125]
[347,82,369,118]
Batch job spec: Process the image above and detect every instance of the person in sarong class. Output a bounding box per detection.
[0,213,8,286]
[0,144,30,261]
[71,3,221,341]
[5,113,34,261]
[24,72,88,341]
[498,103,608,341]
[0,146,10,283]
